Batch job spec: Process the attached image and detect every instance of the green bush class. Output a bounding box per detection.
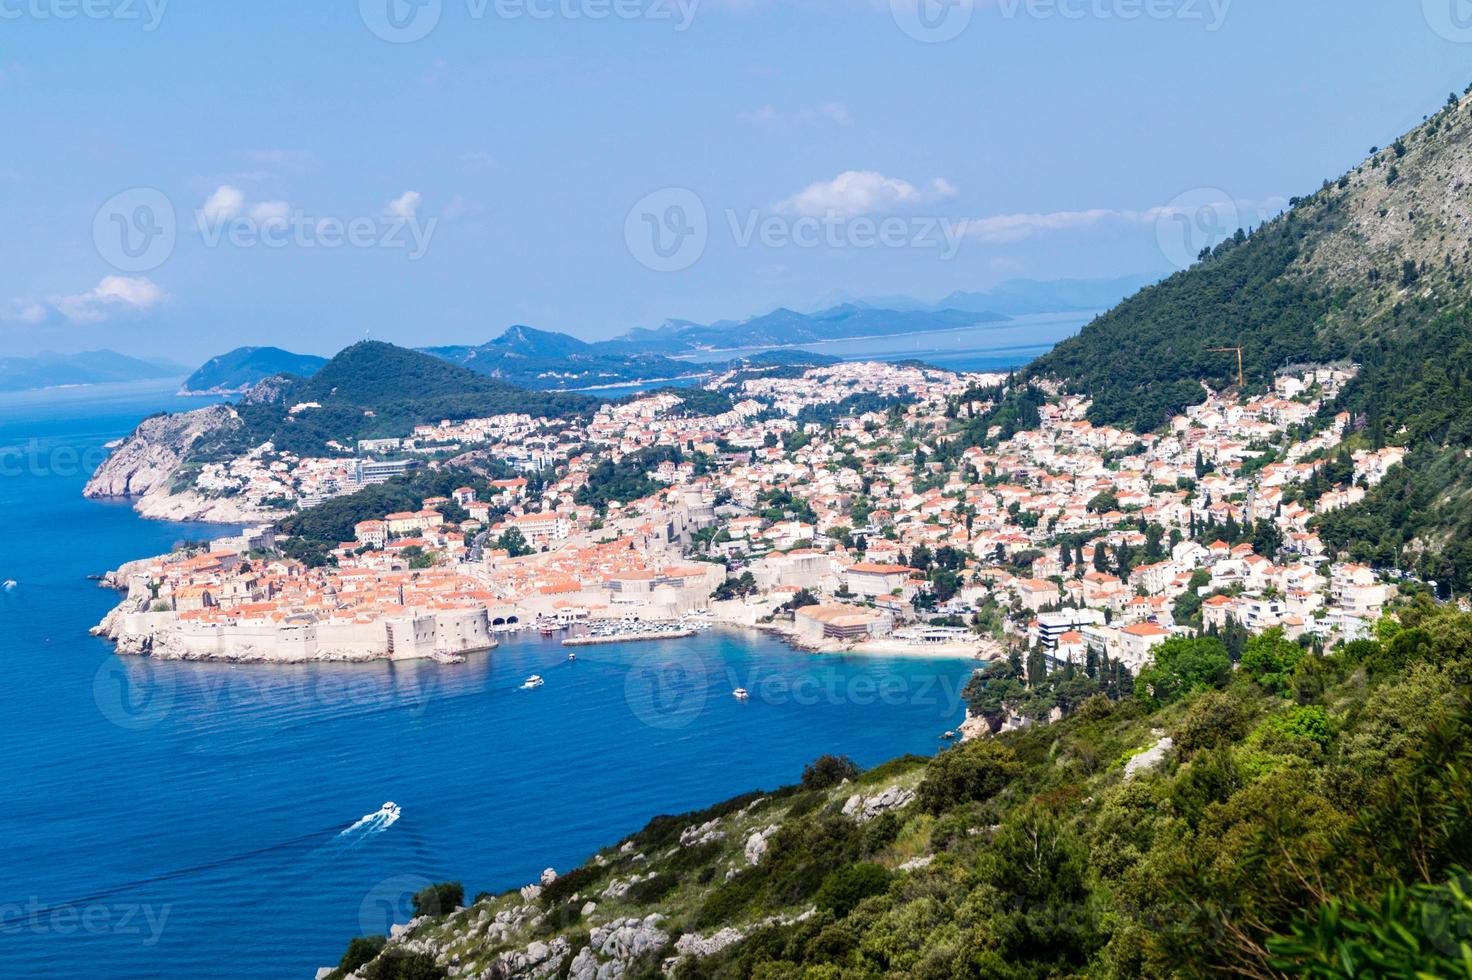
[801,755,860,791]
[411,882,463,918]
[1241,629,1306,695]
[1174,689,1253,754]
[332,935,387,978]
[360,951,448,980]
[540,863,604,907]
[1134,637,1232,704]
[815,862,892,918]
[916,739,1022,814]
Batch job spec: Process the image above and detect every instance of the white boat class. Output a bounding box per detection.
[733,688,750,700]
[522,675,545,690]
[567,652,577,661]
[380,801,401,819]
[2,580,15,591]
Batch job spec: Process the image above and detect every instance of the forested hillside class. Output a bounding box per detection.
[329,604,1472,980]
[190,342,599,460]
[1029,88,1472,592]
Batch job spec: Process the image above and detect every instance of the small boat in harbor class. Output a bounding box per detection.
[941,730,957,740]
[521,675,545,690]
[733,688,750,700]
[567,652,577,661]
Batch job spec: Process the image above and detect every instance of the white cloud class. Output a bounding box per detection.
[958,196,1287,244]
[962,207,1145,244]
[387,191,422,219]
[739,102,852,127]
[809,102,852,126]
[50,276,167,325]
[200,185,245,224]
[4,300,47,325]
[248,200,291,227]
[774,170,957,219]
[737,105,779,125]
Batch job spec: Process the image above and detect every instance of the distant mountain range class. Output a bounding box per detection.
[605,303,1007,354]
[180,347,330,395]
[805,275,1155,318]
[177,277,1143,393]
[0,350,187,393]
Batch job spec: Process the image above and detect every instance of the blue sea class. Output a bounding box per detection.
[0,377,1024,979]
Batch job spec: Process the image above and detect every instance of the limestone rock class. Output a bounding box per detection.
[842,786,916,822]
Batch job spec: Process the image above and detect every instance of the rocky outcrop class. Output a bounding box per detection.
[842,786,916,822]
[83,404,289,524]
[1124,732,1175,780]
[85,404,239,499]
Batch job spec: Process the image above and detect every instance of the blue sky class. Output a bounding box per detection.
[3,1,1471,360]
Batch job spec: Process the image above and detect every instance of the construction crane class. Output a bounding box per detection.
[1207,346,1246,388]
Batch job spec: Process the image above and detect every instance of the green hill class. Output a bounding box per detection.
[325,606,1472,980]
[1027,88,1472,592]
[180,346,327,394]
[190,341,599,461]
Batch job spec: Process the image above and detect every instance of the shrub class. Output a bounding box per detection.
[815,862,892,918]
[802,755,860,791]
[541,863,604,906]
[627,873,680,904]
[411,882,464,918]
[1254,705,1334,755]
[333,935,387,978]
[916,739,1023,814]
[1134,637,1232,704]
[362,951,448,980]
[856,755,929,787]
[1174,690,1253,754]
[1241,629,1306,694]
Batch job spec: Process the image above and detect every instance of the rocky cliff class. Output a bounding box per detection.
[85,403,240,499]
[83,403,284,523]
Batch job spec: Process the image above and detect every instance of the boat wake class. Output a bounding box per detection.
[333,802,402,847]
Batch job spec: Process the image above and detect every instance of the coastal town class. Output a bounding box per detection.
[96,360,1408,700]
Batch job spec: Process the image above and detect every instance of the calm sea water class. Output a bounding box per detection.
[672,310,1090,373]
[0,379,993,979]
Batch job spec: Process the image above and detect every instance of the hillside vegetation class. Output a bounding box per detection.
[180,346,327,394]
[1028,88,1472,592]
[191,342,600,460]
[332,603,1472,980]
